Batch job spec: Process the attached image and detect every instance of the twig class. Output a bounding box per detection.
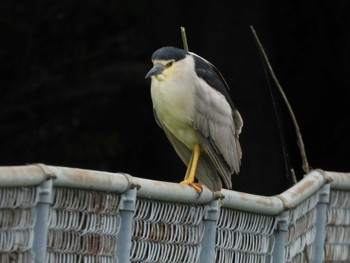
[181,27,189,52]
[290,169,298,185]
[265,58,293,180]
[250,25,310,174]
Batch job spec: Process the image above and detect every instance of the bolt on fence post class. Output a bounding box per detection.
[272,210,289,263]
[116,187,137,263]
[33,178,53,263]
[313,184,330,263]
[199,199,220,263]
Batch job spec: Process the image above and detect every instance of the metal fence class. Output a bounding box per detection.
[0,165,349,263]
[323,173,350,262]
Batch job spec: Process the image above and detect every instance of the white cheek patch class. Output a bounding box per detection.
[154,74,166,81]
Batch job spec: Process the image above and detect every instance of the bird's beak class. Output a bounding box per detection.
[145,64,165,78]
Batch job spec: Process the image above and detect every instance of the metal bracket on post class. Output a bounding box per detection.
[199,200,220,263]
[33,177,54,263]
[116,183,138,263]
[272,210,289,263]
[313,183,330,263]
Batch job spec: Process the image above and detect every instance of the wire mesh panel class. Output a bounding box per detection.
[130,199,206,263]
[1,166,349,263]
[47,187,121,263]
[215,208,276,263]
[0,187,37,263]
[284,191,319,263]
[324,190,350,262]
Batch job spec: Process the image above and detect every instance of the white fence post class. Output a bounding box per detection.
[272,211,289,263]
[313,183,330,263]
[33,178,53,263]
[116,187,138,263]
[199,199,220,263]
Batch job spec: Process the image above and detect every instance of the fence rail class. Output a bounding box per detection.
[0,164,349,263]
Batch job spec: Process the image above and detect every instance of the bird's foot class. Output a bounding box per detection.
[180,180,203,193]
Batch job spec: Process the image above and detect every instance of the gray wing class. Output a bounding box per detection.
[153,110,222,191]
[190,53,243,189]
[192,82,243,189]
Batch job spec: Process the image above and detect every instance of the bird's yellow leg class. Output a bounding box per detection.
[180,144,202,192]
[183,149,194,181]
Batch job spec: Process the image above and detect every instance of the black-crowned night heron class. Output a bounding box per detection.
[145,46,243,192]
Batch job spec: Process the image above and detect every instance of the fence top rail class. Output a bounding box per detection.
[0,164,131,192]
[220,189,283,215]
[276,170,330,209]
[0,165,47,187]
[0,164,348,213]
[326,171,350,190]
[0,164,214,204]
[220,170,332,214]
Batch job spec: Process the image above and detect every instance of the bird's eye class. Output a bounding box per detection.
[165,61,174,68]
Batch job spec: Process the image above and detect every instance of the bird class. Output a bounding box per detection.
[145,46,243,192]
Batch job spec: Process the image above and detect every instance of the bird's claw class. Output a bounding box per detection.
[180,180,203,194]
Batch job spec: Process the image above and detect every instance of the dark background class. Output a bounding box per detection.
[1,1,349,195]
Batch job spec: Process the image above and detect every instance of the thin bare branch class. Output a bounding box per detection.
[250,25,310,174]
[181,27,189,52]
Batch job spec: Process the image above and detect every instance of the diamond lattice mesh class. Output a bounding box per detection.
[284,192,319,263]
[130,199,206,263]
[215,208,276,263]
[324,190,350,262]
[0,187,37,263]
[47,187,121,263]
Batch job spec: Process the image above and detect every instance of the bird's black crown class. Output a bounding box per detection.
[151,47,188,62]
